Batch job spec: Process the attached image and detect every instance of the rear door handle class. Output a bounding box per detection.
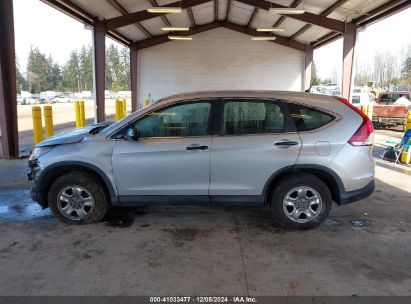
[274,140,299,147]
[186,145,209,151]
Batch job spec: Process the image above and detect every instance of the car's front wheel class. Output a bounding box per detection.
[270,174,332,229]
[47,172,109,224]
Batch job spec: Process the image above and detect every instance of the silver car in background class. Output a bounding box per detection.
[28,91,375,229]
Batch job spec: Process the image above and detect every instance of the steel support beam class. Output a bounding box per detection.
[304,45,313,92]
[313,0,411,50]
[106,0,210,31]
[188,8,196,27]
[93,21,106,123]
[149,0,172,27]
[135,21,306,52]
[225,0,231,21]
[222,21,306,52]
[0,0,19,159]
[106,0,152,38]
[291,0,349,40]
[272,0,303,28]
[214,0,219,22]
[135,22,221,49]
[130,46,138,113]
[247,8,259,28]
[237,0,345,33]
[41,0,132,46]
[342,23,356,100]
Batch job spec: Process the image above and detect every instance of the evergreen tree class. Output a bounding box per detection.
[105,44,120,90]
[401,57,411,83]
[15,56,28,93]
[311,61,320,86]
[79,45,93,91]
[118,47,130,90]
[27,46,49,93]
[62,50,81,92]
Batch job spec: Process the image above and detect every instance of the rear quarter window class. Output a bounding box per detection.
[287,103,335,132]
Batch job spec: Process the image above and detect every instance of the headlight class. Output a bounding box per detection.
[28,147,53,160]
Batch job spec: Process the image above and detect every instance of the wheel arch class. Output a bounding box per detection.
[263,164,345,205]
[36,161,118,207]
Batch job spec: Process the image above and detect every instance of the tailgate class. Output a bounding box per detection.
[372,104,408,118]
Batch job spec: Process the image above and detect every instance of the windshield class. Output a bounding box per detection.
[100,107,146,134]
[379,93,410,104]
[352,96,360,104]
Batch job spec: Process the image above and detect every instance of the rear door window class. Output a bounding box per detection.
[223,99,286,135]
[287,103,335,132]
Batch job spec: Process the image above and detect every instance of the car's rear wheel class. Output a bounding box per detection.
[270,174,332,229]
[47,172,109,224]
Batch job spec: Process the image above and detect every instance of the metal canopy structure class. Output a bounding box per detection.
[1,0,411,159]
[40,0,410,48]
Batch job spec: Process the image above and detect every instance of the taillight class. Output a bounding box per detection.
[336,97,374,146]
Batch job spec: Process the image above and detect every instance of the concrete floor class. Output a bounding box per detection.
[0,130,411,296]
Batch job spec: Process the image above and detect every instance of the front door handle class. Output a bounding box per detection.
[274,140,299,147]
[186,145,209,151]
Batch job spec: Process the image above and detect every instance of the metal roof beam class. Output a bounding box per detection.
[106,0,152,38]
[214,0,219,22]
[225,0,232,21]
[236,0,345,33]
[272,0,303,28]
[106,0,211,31]
[291,0,349,40]
[188,7,196,27]
[247,8,259,28]
[41,0,132,46]
[135,20,306,52]
[148,0,172,27]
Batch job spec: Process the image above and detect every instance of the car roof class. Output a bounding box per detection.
[155,90,334,104]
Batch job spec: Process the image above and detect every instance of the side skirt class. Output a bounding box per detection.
[117,195,264,206]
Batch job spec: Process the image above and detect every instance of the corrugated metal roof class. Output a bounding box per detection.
[42,0,410,48]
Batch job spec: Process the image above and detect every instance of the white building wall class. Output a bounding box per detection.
[137,27,305,106]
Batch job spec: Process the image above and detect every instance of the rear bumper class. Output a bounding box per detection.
[339,179,375,205]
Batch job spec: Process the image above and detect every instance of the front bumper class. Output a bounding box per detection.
[339,179,375,205]
[27,159,48,208]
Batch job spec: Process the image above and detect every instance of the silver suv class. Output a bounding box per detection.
[28,91,375,229]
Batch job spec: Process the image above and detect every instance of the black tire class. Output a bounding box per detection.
[270,174,332,230]
[47,171,109,224]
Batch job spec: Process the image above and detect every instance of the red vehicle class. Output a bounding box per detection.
[372,92,411,130]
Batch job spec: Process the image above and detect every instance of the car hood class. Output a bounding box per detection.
[37,123,111,147]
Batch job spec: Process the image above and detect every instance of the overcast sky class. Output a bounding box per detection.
[13,0,411,82]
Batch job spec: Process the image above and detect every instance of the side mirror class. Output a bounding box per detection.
[125,128,139,141]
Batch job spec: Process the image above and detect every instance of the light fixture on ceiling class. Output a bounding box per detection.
[168,36,193,40]
[269,8,306,14]
[256,28,284,32]
[146,7,183,13]
[251,36,277,41]
[162,27,190,31]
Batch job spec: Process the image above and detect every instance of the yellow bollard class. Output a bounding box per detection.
[367,103,373,120]
[44,106,54,138]
[406,111,411,131]
[115,99,121,121]
[361,105,367,116]
[118,100,124,120]
[122,98,126,117]
[32,106,44,145]
[75,100,81,128]
[144,99,149,107]
[401,145,411,165]
[79,100,86,127]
